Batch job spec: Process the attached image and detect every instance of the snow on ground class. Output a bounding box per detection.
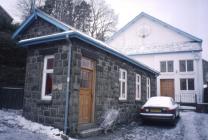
[0,109,75,140]
[0,109,208,140]
[84,111,208,140]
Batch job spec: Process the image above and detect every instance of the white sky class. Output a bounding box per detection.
[1,0,208,60]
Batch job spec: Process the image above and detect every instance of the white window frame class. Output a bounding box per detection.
[160,60,174,73]
[146,77,151,99]
[119,68,127,100]
[41,55,54,100]
[180,78,195,91]
[135,74,141,100]
[179,60,194,72]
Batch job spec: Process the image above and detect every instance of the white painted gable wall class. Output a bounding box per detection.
[108,16,203,103]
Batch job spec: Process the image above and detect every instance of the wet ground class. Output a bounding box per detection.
[83,111,208,140]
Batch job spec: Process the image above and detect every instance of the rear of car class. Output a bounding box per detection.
[140,96,179,124]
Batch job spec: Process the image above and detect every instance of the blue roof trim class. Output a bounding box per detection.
[128,49,202,56]
[18,32,159,75]
[12,9,70,39]
[107,12,202,43]
[12,13,36,39]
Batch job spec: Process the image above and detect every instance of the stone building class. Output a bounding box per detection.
[12,9,158,135]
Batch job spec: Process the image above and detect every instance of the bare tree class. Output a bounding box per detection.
[17,0,118,41]
[17,0,45,19]
[89,0,118,41]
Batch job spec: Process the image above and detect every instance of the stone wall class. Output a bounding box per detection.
[68,39,157,133]
[23,41,71,130]
[18,17,64,40]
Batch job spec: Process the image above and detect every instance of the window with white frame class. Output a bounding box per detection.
[135,74,141,100]
[41,55,54,100]
[119,69,127,100]
[160,61,174,72]
[179,60,194,72]
[146,77,151,99]
[180,78,195,90]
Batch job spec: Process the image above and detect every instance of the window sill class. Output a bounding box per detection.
[37,99,52,105]
[118,98,127,102]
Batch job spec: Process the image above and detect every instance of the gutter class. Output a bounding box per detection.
[64,36,72,134]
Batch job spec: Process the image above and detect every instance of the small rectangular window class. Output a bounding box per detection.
[160,61,166,72]
[188,78,195,90]
[119,69,127,100]
[41,55,54,100]
[135,74,141,100]
[179,60,194,72]
[180,78,195,91]
[180,79,187,90]
[179,60,186,72]
[187,60,194,72]
[167,61,174,72]
[160,61,174,72]
[146,77,151,99]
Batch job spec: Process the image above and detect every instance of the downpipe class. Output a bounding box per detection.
[64,35,72,134]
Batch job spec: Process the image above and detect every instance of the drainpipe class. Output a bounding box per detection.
[64,35,72,134]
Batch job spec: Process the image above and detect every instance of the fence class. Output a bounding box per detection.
[0,87,24,109]
[175,93,197,106]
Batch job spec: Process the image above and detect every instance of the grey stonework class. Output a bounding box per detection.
[23,38,156,135]
[68,39,156,134]
[23,41,71,130]
[18,17,63,40]
[21,17,157,135]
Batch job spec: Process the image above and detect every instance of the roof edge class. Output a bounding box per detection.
[106,12,202,43]
[12,9,71,39]
[18,31,159,75]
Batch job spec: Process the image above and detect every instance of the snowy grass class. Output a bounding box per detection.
[0,109,76,140]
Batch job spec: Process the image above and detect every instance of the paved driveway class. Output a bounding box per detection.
[84,111,208,140]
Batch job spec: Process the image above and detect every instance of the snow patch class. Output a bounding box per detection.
[0,110,75,140]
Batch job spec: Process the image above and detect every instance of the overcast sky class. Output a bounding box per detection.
[1,0,207,60]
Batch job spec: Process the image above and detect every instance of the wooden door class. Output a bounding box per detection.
[79,57,94,124]
[160,79,174,98]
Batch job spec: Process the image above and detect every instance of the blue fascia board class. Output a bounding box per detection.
[74,32,159,75]
[36,10,69,31]
[12,13,36,39]
[18,32,71,46]
[12,9,70,40]
[18,31,159,75]
[107,12,202,43]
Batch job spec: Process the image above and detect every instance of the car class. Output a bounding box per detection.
[140,96,180,125]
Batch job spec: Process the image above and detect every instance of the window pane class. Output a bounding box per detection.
[188,79,195,90]
[122,82,125,94]
[80,70,92,88]
[81,57,93,69]
[179,60,186,72]
[47,58,54,69]
[187,60,193,72]
[122,71,126,79]
[137,75,140,83]
[160,61,166,72]
[45,73,53,96]
[180,79,187,90]
[167,61,174,72]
